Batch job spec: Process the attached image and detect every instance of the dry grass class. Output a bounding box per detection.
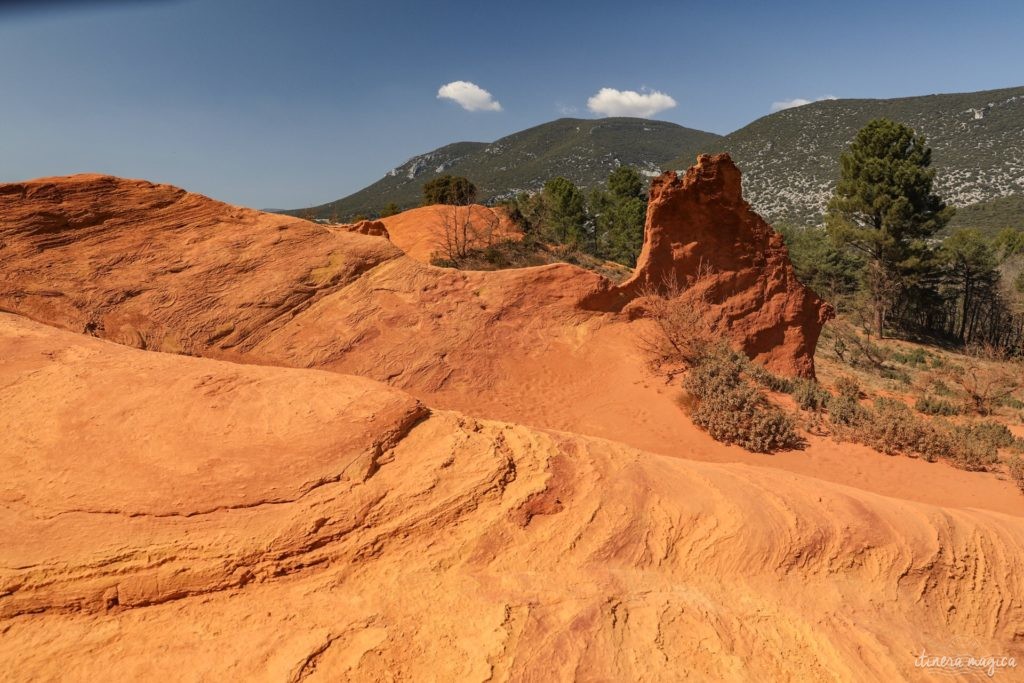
[814,317,1024,477]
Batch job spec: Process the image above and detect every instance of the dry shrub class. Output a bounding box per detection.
[940,344,1024,416]
[791,378,830,412]
[859,398,935,457]
[829,319,890,369]
[914,395,961,416]
[682,347,800,453]
[635,279,718,371]
[747,363,796,394]
[825,376,868,428]
[1008,456,1024,493]
[826,394,998,471]
[432,205,501,263]
[957,421,1017,450]
[637,281,800,453]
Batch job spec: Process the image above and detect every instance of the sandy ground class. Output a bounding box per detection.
[2,314,1023,681]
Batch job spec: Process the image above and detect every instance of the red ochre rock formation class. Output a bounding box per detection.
[610,153,834,377]
[378,203,520,263]
[0,158,827,390]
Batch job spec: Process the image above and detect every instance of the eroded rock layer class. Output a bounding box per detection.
[1,314,1022,681]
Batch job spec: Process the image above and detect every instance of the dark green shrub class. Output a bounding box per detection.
[688,383,799,453]
[943,426,1001,471]
[683,347,746,400]
[956,421,1016,450]
[860,398,931,456]
[834,376,862,400]
[880,367,912,384]
[892,347,928,367]
[1001,396,1024,410]
[422,175,477,206]
[826,377,868,428]
[931,380,955,396]
[828,396,998,470]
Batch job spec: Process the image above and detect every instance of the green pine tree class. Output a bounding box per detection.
[380,202,401,218]
[777,223,861,303]
[825,118,953,338]
[941,229,999,341]
[422,175,477,206]
[541,177,587,246]
[590,167,647,266]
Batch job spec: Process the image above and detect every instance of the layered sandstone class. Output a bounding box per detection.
[0,165,824,382]
[2,313,1023,681]
[4,168,1024,681]
[6,171,1024,517]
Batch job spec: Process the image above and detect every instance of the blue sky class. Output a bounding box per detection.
[1,0,1022,208]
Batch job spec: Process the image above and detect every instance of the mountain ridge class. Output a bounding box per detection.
[290,86,1024,232]
[290,117,722,220]
[679,85,1024,229]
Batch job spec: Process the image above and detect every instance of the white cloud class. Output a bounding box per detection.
[586,88,677,118]
[437,81,502,112]
[770,94,838,112]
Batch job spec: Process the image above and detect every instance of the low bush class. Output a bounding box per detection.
[880,367,912,384]
[834,376,862,400]
[1001,396,1024,410]
[859,398,934,457]
[747,363,795,394]
[1008,456,1024,493]
[942,426,1002,471]
[892,347,929,367]
[682,348,800,453]
[791,378,830,412]
[938,345,1024,416]
[956,421,1016,450]
[637,285,718,369]
[914,395,961,416]
[826,377,868,428]
[830,321,890,369]
[823,389,998,470]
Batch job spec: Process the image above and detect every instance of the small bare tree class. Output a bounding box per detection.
[828,319,890,370]
[941,343,1023,415]
[433,205,501,263]
[635,273,720,378]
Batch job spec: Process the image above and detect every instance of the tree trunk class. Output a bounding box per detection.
[958,277,971,341]
[874,303,884,339]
